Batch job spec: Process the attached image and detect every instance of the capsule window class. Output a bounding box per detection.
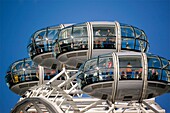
[59,28,72,40]
[48,30,58,39]
[148,57,161,68]
[93,26,115,37]
[161,58,169,69]
[119,56,142,80]
[121,26,134,38]
[93,25,116,49]
[98,57,114,81]
[134,28,141,38]
[84,58,97,72]
[73,26,87,37]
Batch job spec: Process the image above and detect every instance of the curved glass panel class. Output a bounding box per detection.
[121,26,134,37]
[120,24,149,52]
[57,24,88,55]
[77,54,114,88]
[27,26,59,58]
[5,58,39,88]
[147,54,170,82]
[93,24,116,49]
[78,52,170,90]
[119,56,142,80]
[55,22,149,61]
[98,56,114,81]
[5,70,13,88]
[5,58,58,88]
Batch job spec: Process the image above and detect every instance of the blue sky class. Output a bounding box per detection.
[0,0,170,113]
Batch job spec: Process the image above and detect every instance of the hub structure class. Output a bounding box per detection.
[5,21,170,113]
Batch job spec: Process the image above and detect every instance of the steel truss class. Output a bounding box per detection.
[11,67,165,113]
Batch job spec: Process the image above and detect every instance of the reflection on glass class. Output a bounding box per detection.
[120,25,149,52]
[5,58,59,88]
[28,27,59,58]
[147,54,170,82]
[5,59,39,88]
[58,24,88,54]
[121,26,134,37]
[77,55,114,88]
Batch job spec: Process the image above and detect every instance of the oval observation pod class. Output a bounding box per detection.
[54,21,149,70]
[5,58,39,95]
[77,52,170,102]
[5,58,60,95]
[27,24,72,69]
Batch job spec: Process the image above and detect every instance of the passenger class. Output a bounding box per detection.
[137,68,142,79]
[152,69,158,80]
[13,67,17,72]
[36,35,44,53]
[25,63,31,69]
[121,71,126,79]
[108,60,112,68]
[50,69,56,78]
[107,59,113,79]
[126,62,132,79]
[101,63,107,80]
[14,75,19,83]
[106,29,114,36]
[44,73,51,80]
[126,42,130,49]
[95,30,101,36]
[103,29,114,48]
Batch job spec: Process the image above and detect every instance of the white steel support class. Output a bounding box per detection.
[32,101,43,113]
[140,53,148,102]
[12,67,166,113]
[111,52,118,103]
[87,22,93,59]
[80,99,103,112]
[46,67,66,85]
[115,21,121,52]
[38,65,44,85]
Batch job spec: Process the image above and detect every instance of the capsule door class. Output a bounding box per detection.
[115,54,143,102]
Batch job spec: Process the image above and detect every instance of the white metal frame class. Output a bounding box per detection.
[11,66,165,113]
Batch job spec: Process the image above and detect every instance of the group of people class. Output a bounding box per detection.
[30,35,53,56]
[94,29,115,49]
[44,69,57,80]
[12,62,36,82]
[148,68,159,80]
[120,62,160,80]
[95,29,114,36]
[120,62,142,80]
[60,39,88,53]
